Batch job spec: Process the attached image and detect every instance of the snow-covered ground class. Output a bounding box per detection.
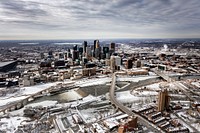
[0,75,177,132]
[26,101,58,108]
[116,91,141,103]
[56,94,100,108]
[20,82,59,95]
[58,89,82,101]
[148,71,157,76]
[75,77,111,87]
[191,81,200,88]
[144,83,161,91]
[0,94,98,133]
[0,96,28,107]
[0,116,31,133]
[117,75,158,82]
[116,90,156,103]
[134,91,158,96]
[80,108,98,123]
[0,100,58,131]
[191,123,200,132]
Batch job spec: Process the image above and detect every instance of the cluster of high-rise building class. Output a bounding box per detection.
[39,40,116,68]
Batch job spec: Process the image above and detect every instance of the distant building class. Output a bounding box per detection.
[86,46,92,57]
[118,116,137,133]
[115,56,121,66]
[82,57,88,65]
[78,47,83,56]
[106,53,110,59]
[135,59,141,68]
[73,45,78,51]
[83,41,87,56]
[72,50,79,61]
[126,59,133,69]
[103,46,109,59]
[0,61,17,72]
[95,47,101,59]
[158,64,167,71]
[58,52,64,59]
[110,56,121,72]
[103,46,109,54]
[159,53,166,61]
[105,59,110,66]
[126,116,137,131]
[167,127,189,133]
[19,75,34,87]
[92,123,104,133]
[59,70,71,80]
[85,63,96,69]
[40,61,52,68]
[93,40,99,57]
[110,42,115,54]
[67,48,71,58]
[127,69,148,75]
[158,89,170,112]
[103,118,119,131]
[118,125,125,133]
[48,51,53,56]
[40,53,45,59]
[110,56,116,72]
[82,68,96,77]
[72,114,83,124]
[54,60,65,68]
[94,40,99,49]
[64,52,68,60]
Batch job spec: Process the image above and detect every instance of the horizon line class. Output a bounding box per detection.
[1,37,200,41]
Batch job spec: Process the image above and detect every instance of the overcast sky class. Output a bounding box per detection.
[0,0,200,40]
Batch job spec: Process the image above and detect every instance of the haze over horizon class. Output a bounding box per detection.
[0,0,200,40]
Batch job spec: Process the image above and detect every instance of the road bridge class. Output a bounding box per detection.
[0,83,75,114]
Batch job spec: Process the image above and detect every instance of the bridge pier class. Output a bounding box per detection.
[28,97,34,102]
[4,109,9,114]
[11,106,17,111]
[23,99,28,106]
[0,110,6,115]
[16,103,23,109]
[3,110,6,114]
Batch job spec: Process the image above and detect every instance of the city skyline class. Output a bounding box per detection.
[0,0,200,40]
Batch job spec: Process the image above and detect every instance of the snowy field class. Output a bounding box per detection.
[191,81,200,88]
[74,77,111,87]
[116,75,159,82]
[192,123,200,132]
[116,90,156,104]
[0,116,30,133]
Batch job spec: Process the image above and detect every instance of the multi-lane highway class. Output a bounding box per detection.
[109,72,165,133]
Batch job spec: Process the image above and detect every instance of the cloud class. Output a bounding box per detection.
[0,0,48,19]
[0,0,200,39]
